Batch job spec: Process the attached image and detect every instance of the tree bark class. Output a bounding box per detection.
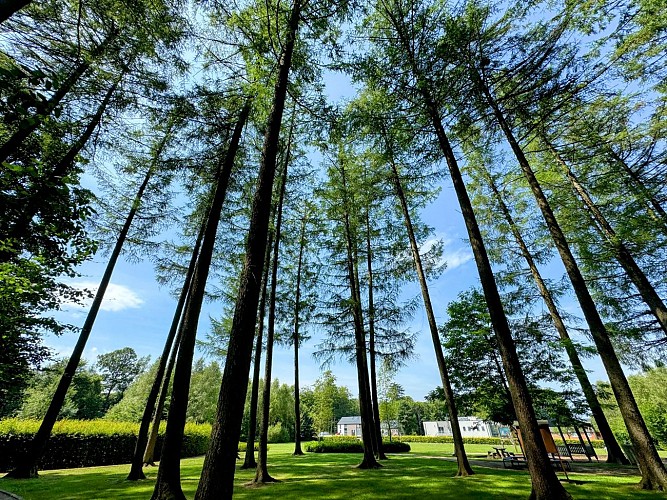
[479,71,667,491]
[253,147,289,485]
[150,102,250,500]
[5,164,153,479]
[482,166,628,464]
[365,213,387,460]
[127,209,206,479]
[547,141,667,337]
[194,2,301,496]
[241,230,273,469]
[0,0,31,23]
[386,153,473,476]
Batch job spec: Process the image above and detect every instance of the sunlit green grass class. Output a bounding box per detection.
[2,442,663,499]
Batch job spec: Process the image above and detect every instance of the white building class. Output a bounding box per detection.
[337,416,362,437]
[422,417,508,438]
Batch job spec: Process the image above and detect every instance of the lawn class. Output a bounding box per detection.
[1,443,664,500]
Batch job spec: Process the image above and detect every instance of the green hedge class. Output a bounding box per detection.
[394,435,606,449]
[305,439,410,454]
[0,419,212,471]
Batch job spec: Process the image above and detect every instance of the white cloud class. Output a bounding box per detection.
[419,235,472,272]
[63,281,144,312]
[442,246,473,270]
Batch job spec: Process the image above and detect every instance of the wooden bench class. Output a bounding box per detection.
[502,456,527,469]
[556,443,595,461]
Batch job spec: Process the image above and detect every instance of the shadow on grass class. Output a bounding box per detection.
[0,447,662,500]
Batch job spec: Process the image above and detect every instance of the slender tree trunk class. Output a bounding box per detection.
[5,165,154,479]
[127,211,206,479]
[241,230,274,469]
[604,146,667,231]
[479,72,667,491]
[378,8,558,488]
[365,213,387,460]
[378,14,569,490]
[253,150,289,485]
[547,141,667,336]
[0,0,31,23]
[0,30,118,165]
[194,3,301,496]
[482,167,628,465]
[293,214,307,456]
[385,155,472,476]
[1,75,122,262]
[144,317,182,466]
[151,102,250,500]
[340,163,381,470]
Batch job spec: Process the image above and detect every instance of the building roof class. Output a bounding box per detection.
[338,416,361,425]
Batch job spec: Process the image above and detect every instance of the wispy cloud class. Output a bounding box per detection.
[63,281,144,312]
[419,236,472,272]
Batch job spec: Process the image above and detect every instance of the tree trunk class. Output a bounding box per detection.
[127,210,206,479]
[547,141,667,337]
[1,75,122,262]
[340,162,381,470]
[293,214,307,456]
[0,0,31,23]
[5,164,153,479]
[253,147,289,485]
[150,102,250,500]
[604,145,667,231]
[377,16,570,489]
[365,213,387,460]
[386,154,472,476]
[378,8,559,488]
[0,29,118,165]
[194,2,301,496]
[480,72,667,491]
[241,230,274,469]
[482,167,628,465]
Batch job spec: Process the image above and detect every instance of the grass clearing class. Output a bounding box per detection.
[1,442,663,499]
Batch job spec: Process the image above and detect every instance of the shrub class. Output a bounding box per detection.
[382,441,411,453]
[305,440,363,453]
[267,422,291,443]
[0,418,212,471]
[305,438,410,453]
[394,435,605,449]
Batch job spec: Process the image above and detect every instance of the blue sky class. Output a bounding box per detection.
[46,69,612,404]
[48,175,611,402]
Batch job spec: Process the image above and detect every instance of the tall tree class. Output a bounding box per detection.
[6,148,163,479]
[253,136,290,485]
[467,12,667,486]
[473,149,627,463]
[195,0,303,495]
[358,0,573,496]
[151,100,251,500]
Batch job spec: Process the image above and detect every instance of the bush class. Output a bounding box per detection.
[394,435,605,449]
[382,441,411,453]
[267,422,291,443]
[0,418,212,471]
[305,438,410,453]
[305,440,363,453]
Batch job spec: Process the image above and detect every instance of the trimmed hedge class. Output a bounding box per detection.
[305,439,410,453]
[0,419,212,472]
[394,435,606,449]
